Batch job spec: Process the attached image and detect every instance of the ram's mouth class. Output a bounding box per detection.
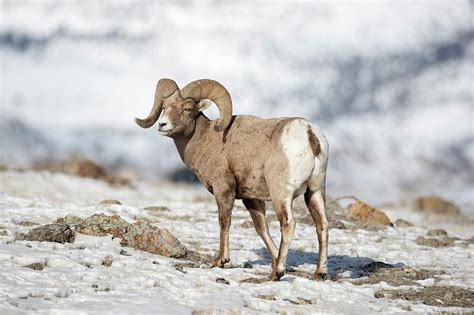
[158,129,172,135]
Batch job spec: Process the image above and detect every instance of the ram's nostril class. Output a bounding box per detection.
[158,122,167,128]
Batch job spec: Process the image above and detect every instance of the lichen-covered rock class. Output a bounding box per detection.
[15,224,75,243]
[427,229,448,237]
[346,201,392,226]
[75,214,188,258]
[416,236,455,248]
[415,196,460,215]
[53,215,84,225]
[394,219,413,227]
[17,221,39,226]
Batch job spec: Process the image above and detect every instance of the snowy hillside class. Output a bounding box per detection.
[1,1,473,206]
[0,170,473,313]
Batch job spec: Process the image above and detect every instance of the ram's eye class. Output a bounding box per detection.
[183,108,192,112]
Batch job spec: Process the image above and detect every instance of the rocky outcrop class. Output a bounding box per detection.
[15,224,75,243]
[415,196,460,215]
[75,214,188,258]
[346,201,392,226]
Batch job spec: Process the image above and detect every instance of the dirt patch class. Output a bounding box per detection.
[240,277,268,284]
[353,266,445,286]
[414,196,460,216]
[286,269,313,280]
[416,236,455,248]
[376,286,474,308]
[15,224,75,243]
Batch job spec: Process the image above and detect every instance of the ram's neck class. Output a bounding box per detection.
[173,114,211,167]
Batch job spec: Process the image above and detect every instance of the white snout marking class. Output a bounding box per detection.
[157,114,173,134]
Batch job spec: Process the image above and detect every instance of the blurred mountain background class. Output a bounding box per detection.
[1,0,473,207]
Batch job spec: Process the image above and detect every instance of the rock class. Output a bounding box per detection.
[361,261,394,273]
[394,219,413,227]
[99,199,122,205]
[0,230,8,236]
[329,220,346,229]
[415,196,460,215]
[102,259,113,267]
[287,297,312,305]
[35,158,131,187]
[15,224,75,243]
[427,229,448,237]
[53,215,84,225]
[257,294,276,301]
[25,262,47,270]
[241,261,253,269]
[346,201,392,226]
[17,221,39,226]
[216,278,230,285]
[416,236,455,248]
[76,214,188,258]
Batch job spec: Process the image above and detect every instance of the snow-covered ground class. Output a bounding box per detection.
[0,170,472,314]
[1,1,473,207]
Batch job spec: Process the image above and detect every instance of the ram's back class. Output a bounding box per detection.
[224,115,317,200]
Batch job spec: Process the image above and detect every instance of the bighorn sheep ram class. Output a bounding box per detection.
[134,79,329,281]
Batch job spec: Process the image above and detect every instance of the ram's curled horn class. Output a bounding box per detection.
[134,79,179,129]
[180,79,233,132]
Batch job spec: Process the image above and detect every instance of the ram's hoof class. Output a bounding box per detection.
[313,272,328,281]
[211,257,230,268]
[269,270,284,281]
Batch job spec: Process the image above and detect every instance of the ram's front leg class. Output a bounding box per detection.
[212,186,236,268]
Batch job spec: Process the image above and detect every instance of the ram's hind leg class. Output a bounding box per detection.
[243,199,278,269]
[269,196,296,281]
[304,188,329,280]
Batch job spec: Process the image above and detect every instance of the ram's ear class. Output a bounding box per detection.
[197,99,212,112]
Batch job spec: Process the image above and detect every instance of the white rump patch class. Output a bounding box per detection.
[280,119,315,193]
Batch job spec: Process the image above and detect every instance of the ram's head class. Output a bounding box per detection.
[134,79,233,138]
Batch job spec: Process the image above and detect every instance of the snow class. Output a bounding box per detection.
[0,170,473,314]
[1,1,473,207]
